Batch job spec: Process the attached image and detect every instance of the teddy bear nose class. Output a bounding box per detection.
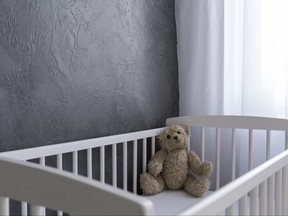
[173,136,178,140]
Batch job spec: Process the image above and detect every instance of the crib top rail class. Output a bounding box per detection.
[0,156,154,215]
[0,127,164,160]
[167,115,288,131]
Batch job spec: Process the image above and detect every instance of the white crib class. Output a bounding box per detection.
[0,116,288,215]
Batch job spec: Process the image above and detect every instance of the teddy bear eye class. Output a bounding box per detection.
[167,135,171,139]
[177,131,181,134]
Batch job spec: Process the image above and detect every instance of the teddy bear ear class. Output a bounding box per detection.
[181,125,190,135]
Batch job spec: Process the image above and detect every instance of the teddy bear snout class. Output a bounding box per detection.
[173,136,178,140]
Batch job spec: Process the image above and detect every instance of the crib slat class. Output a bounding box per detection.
[259,180,267,215]
[142,138,147,173]
[57,154,62,170]
[249,129,253,170]
[151,136,156,156]
[123,142,128,191]
[266,130,271,160]
[73,151,78,174]
[275,170,282,215]
[133,140,137,194]
[100,146,105,183]
[57,154,63,216]
[112,144,117,187]
[38,157,46,215]
[239,195,248,215]
[283,165,288,215]
[22,202,28,216]
[268,175,275,215]
[216,128,220,189]
[31,206,45,215]
[187,130,191,150]
[231,128,236,180]
[22,159,29,216]
[250,186,259,216]
[225,204,235,215]
[0,196,9,216]
[286,131,288,150]
[87,148,92,179]
[201,127,205,161]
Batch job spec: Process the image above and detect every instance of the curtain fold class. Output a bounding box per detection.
[175,0,224,116]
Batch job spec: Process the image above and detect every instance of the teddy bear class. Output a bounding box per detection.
[140,125,213,197]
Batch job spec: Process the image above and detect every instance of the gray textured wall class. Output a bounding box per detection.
[0,0,178,152]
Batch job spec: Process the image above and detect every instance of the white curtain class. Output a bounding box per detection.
[176,0,288,187]
[175,0,224,116]
[176,0,288,118]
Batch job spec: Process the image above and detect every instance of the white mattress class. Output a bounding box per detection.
[144,190,214,215]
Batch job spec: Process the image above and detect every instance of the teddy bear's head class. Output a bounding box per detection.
[158,125,190,151]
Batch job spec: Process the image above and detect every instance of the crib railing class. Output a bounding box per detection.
[0,156,154,216]
[167,115,288,190]
[0,128,163,215]
[1,115,288,215]
[180,149,288,215]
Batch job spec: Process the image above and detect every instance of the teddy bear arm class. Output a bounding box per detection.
[148,150,167,177]
[187,150,202,168]
[187,151,213,177]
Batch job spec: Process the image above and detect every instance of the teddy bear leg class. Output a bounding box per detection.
[184,175,210,197]
[140,173,166,195]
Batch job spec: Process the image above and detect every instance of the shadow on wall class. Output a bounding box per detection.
[0,0,178,152]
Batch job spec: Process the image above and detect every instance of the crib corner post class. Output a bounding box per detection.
[0,196,9,216]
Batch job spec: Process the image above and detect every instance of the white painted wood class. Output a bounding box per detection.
[216,128,220,189]
[112,144,117,187]
[249,129,253,170]
[142,138,147,173]
[57,210,63,216]
[56,154,63,216]
[187,130,191,150]
[266,130,271,160]
[0,157,154,215]
[57,154,62,171]
[239,195,248,216]
[34,157,45,215]
[201,127,205,161]
[72,151,78,175]
[133,140,137,194]
[166,115,288,131]
[268,175,275,215]
[100,146,105,183]
[232,128,236,181]
[179,149,288,215]
[225,204,235,215]
[151,136,156,156]
[0,196,9,216]
[283,165,288,215]
[21,202,28,216]
[286,131,288,150]
[0,128,163,160]
[123,142,128,191]
[30,205,45,216]
[87,148,92,179]
[250,187,259,216]
[259,180,267,216]
[275,170,282,215]
[1,116,288,216]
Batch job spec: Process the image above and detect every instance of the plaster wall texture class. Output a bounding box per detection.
[0,0,178,152]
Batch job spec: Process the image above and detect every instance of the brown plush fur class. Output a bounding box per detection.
[140,125,213,197]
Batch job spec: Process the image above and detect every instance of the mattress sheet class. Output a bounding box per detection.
[145,190,214,215]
